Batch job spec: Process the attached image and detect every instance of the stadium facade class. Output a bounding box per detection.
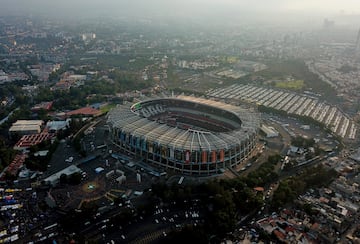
[107,96,260,175]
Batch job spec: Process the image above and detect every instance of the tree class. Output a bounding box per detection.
[206,191,236,237]
[59,174,67,184]
[68,172,82,185]
[0,148,16,169]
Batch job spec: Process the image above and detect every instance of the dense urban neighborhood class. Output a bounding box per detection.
[1,3,360,243]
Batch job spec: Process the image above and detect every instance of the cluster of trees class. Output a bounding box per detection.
[244,154,281,187]
[59,172,82,185]
[25,139,59,172]
[271,165,338,209]
[0,83,28,119]
[0,140,17,172]
[150,179,250,239]
[150,154,282,239]
[70,54,152,71]
[150,154,338,241]
[36,73,151,111]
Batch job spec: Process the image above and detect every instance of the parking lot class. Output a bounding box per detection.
[207,84,357,140]
[44,118,156,212]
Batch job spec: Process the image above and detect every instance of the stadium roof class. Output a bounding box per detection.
[108,96,260,151]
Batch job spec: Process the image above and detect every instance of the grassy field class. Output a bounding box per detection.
[100,103,117,114]
[257,59,338,102]
[275,79,304,90]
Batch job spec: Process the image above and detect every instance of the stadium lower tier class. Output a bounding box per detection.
[110,129,257,175]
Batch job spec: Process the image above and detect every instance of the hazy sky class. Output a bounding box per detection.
[0,0,358,12]
[1,0,360,26]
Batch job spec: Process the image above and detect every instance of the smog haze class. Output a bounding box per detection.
[1,0,360,28]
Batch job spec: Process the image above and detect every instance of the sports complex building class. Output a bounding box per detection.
[107,96,260,175]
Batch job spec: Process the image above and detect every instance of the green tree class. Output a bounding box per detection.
[59,174,67,184]
[68,172,82,185]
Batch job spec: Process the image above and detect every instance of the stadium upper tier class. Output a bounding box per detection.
[107,96,259,153]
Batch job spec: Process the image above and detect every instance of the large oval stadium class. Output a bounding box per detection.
[107,96,260,175]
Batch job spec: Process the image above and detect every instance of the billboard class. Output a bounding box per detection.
[185,150,190,164]
[211,151,216,163]
[202,151,207,163]
[219,150,224,162]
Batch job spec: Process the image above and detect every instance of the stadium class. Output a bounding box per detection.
[107,96,260,175]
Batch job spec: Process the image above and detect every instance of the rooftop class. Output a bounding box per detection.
[44,165,82,185]
[66,107,102,117]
